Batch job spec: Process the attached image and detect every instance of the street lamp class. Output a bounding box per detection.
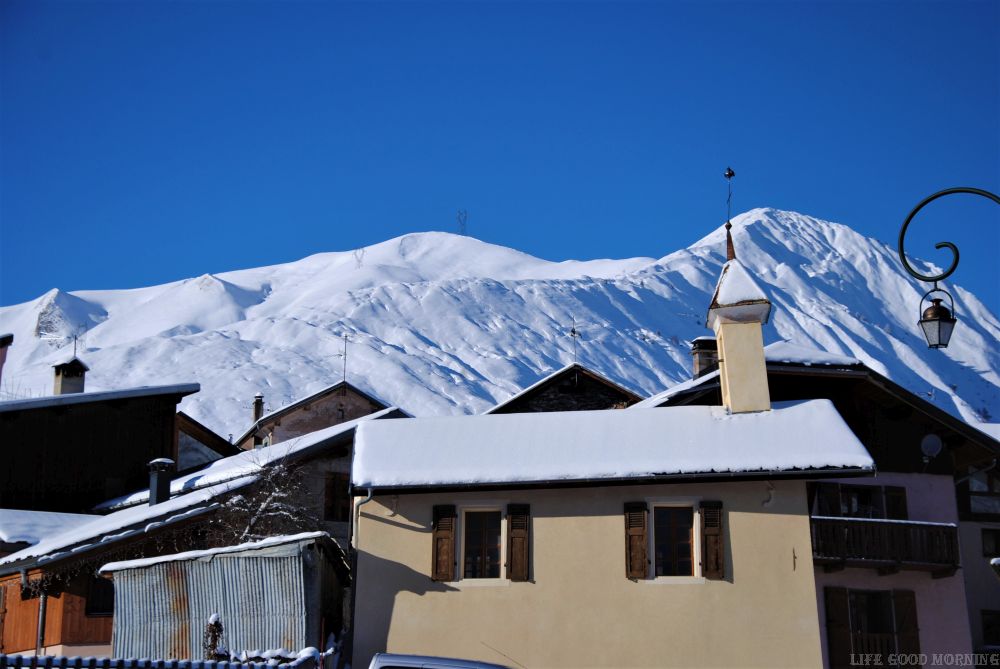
[897,187,1000,349]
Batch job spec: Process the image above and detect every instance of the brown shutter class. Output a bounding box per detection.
[699,500,724,580]
[431,504,456,581]
[884,486,908,520]
[507,504,530,582]
[892,590,920,656]
[624,502,648,579]
[824,587,852,669]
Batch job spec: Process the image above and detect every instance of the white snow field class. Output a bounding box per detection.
[1,208,997,437]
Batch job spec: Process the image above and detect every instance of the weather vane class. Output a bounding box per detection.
[724,167,737,261]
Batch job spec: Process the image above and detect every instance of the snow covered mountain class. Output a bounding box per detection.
[1,208,997,438]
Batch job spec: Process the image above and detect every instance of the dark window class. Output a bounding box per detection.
[841,486,885,519]
[654,507,693,576]
[849,591,895,635]
[825,588,920,667]
[86,577,114,617]
[984,529,1000,558]
[463,511,501,578]
[324,473,350,522]
[808,483,907,521]
[984,610,1000,646]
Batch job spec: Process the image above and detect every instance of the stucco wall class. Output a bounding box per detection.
[959,520,1000,650]
[812,473,973,664]
[353,480,824,669]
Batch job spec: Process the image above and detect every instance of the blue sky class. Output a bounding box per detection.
[2,0,998,313]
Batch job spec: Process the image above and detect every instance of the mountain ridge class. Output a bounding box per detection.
[1,208,997,438]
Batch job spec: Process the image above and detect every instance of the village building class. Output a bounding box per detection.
[348,238,889,668]
[484,362,643,414]
[235,382,392,451]
[636,338,998,662]
[0,409,401,658]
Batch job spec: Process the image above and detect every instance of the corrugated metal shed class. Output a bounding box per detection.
[105,533,343,661]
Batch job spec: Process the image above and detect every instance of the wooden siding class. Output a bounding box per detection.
[491,367,641,414]
[0,576,111,654]
[0,395,183,513]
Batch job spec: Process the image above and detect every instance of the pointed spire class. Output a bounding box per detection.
[724,166,737,261]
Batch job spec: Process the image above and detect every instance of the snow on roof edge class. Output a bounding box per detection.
[100,531,331,573]
[0,383,200,413]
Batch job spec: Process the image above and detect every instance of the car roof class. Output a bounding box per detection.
[369,653,511,669]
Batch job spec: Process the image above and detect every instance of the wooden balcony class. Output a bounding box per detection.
[810,516,960,577]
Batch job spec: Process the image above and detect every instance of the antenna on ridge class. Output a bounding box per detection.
[568,317,581,365]
[335,334,350,391]
[457,209,468,236]
[724,166,737,261]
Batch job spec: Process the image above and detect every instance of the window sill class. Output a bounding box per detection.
[642,576,706,585]
[451,578,511,589]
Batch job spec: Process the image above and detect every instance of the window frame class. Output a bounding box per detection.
[982,528,1000,558]
[454,501,509,586]
[643,496,705,584]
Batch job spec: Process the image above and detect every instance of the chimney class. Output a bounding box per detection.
[252,393,265,448]
[706,259,772,414]
[148,458,175,506]
[0,333,12,388]
[691,337,719,378]
[53,357,89,395]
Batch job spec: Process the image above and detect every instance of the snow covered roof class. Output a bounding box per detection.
[98,407,401,511]
[631,341,863,409]
[0,383,200,413]
[707,260,771,329]
[0,476,255,572]
[99,531,331,573]
[484,362,644,414]
[235,381,396,446]
[353,399,874,490]
[0,333,13,347]
[54,355,90,371]
[0,509,98,545]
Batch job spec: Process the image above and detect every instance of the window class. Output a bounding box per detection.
[85,577,114,617]
[983,529,1000,558]
[324,472,351,522]
[624,500,724,580]
[809,483,908,520]
[825,588,919,669]
[983,610,1000,646]
[430,503,531,582]
[653,507,694,576]
[463,510,501,579]
[970,470,1000,516]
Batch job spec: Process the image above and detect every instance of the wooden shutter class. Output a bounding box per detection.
[507,504,530,582]
[700,500,724,580]
[892,590,920,656]
[884,486,908,520]
[624,502,648,579]
[431,505,456,581]
[824,587,852,669]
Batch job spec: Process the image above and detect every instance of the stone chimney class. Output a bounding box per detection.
[706,257,772,414]
[53,357,89,395]
[691,337,719,378]
[0,333,12,388]
[148,458,176,506]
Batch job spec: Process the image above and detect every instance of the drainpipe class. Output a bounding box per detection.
[35,590,47,656]
[345,488,374,669]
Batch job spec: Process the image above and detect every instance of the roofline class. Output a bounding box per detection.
[235,381,399,445]
[354,466,875,495]
[0,333,14,348]
[485,363,645,414]
[0,503,220,577]
[653,363,1000,455]
[0,383,200,413]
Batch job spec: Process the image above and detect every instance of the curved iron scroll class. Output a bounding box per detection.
[897,187,1000,284]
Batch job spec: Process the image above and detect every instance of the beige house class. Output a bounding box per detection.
[349,242,878,668]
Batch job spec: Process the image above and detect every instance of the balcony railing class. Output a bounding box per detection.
[810,516,959,577]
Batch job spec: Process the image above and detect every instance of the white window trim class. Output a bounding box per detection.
[453,500,509,587]
[643,495,706,584]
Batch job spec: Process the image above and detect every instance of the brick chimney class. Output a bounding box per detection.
[148,458,176,506]
[690,337,719,378]
[53,357,89,395]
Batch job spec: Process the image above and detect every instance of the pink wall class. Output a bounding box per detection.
[813,473,973,666]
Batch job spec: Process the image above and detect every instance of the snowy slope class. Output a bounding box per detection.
[1,209,997,438]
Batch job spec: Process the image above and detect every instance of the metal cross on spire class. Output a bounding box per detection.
[724,167,737,261]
